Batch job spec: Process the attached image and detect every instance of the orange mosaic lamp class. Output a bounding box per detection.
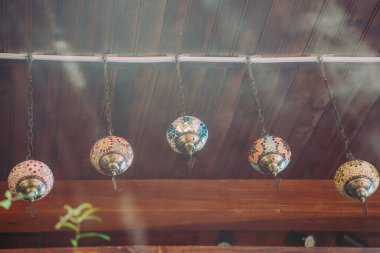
[248,135,291,177]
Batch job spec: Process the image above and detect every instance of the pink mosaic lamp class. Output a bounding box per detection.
[7,55,54,212]
[8,160,54,201]
[90,57,133,189]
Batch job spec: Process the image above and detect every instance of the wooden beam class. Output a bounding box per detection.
[1,180,380,233]
[0,246,379,253]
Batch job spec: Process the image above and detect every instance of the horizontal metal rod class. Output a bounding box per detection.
[0,53,379,64]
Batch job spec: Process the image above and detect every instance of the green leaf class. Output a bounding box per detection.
[73,203,93,216]
[61,222,79,232]
[82,215,102,223]
[77,232,110,241]
[68,217,77,224]
[5,190,12,200]
[70,239,78,247]
[77,208,98,223]
[0,199,11,209]
[64,204,74,214]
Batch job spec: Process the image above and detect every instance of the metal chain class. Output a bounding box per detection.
[318,56,355,160]
[25,54,34,160]
[246,57,268,136]
[175,55,186,116]
[103,56,114,136]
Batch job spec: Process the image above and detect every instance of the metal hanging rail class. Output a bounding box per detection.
[0,53,379,64]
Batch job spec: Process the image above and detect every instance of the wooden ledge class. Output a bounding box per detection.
[1,246,379,253]
[1,180,380,233]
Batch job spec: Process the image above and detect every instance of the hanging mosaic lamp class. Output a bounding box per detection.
[90,135,133,178]
[6,55,54,216]
[334,160,379,206]
[318,56,379,215]
[167,115,208,157]
[166,56,208,168]
[8,160,54,201]
[248,135,291,177]
[90,56,133,190]
[245,57,291,185]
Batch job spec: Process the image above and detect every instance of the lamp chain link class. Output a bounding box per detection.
[103,56,113,136]
[25,54,34,160]
[246,57,268,136]
[175,55,186,116]
[318,56,355,160]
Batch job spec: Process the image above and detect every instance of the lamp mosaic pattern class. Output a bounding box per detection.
[90,135,134,176]
[8,160,54,200]
[166,115,208,154]
[248,135,291,175]
[334,159,379,199]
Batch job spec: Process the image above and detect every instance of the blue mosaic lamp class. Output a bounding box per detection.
[166,115,208,167]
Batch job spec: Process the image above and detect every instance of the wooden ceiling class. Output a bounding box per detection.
[1,0,380,181]
[1,0,380,249]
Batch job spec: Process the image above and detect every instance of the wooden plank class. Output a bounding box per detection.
[206,0,247,56]
[356,2,380,55]
[81,0,115,54]
[55,0,85,54]
[278,1,325,55]
[53,64,105,179]
[135,0,167,55]
[232,0,272,55]
[9,63,28,172]
[1,246,380,253]
[0,63,12,179]
[255,0,297,55]
[0,231,288,248]
[182,0,219,54]
[31,0,57,52]
[0,0,6,52]
[6,0,31,52]
[112,0,141,54]
[158,0,190,54]
[1,180,380,233]
[306,0,354,55]
[32,62,62,175]
[331,0,379,55]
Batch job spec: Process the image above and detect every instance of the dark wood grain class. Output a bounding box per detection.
[206,0,247,56]
[0,63,12,179]
[31,0,57,52]
[6,0,31,52]
[255,0,297,55]
[182,0,219,54]
[331,0,379,55]
[0,0,7,52]
[81,0,115,54]
[159,0,190,54]
[1,246,380,253]
[1,180,380,233]
[232,0,273,55]
[54,0,85,54]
